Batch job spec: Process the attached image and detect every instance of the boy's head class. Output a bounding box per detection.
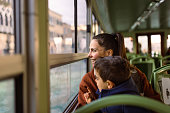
[94,56,131,92]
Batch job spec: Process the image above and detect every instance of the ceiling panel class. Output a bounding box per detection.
[92,0,170,33]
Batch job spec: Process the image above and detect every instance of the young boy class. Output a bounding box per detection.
[84,56,151,113]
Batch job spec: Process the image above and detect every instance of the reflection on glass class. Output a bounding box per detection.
[0,79,15,113]
[138,36,148,54]
[151,35,161,55]
[92,14,101,37]
[50,59,87,113]
[124,37,133,53]
[92,14,96,36]
[48,0,74,54]
[77,0,87,53]
[0,1,15,55]
[167,35,170,48]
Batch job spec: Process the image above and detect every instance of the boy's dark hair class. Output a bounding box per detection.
[94,56,131,86]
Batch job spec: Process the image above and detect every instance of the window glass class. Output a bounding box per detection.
[92,14,96,36]
[124,37,133,53]
[77,0,87,53]
[138,35,148,54]
[5,14,8,26]
[0,1,14,55]
[91,15,100,36]
[97,25,102,34]
[0,79,15,113]
[48,0,74,54]
[0,13,3,25]
[10,15,12,27]
[50,59,87,113]
[167,35,170,48]
[95,22,100,35]
[151,34,161,55]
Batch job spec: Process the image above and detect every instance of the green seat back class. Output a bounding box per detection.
[130,56,154,64]
[126,53,140,61]
[74,95,170,113]
[133,62,153,80]
[150,64,170,104]
[152,56,162,68]
[130,56,155,81]
[161,55,170,66]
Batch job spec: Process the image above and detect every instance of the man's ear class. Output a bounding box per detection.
[105,49,113,56]
[106,80,115,89]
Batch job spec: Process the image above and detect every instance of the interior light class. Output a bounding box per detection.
[129,0,165,31]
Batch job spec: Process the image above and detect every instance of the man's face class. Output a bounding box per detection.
[95,69,108,92]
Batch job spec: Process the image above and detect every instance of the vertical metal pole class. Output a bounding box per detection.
[74,0,77,53]
[86,0,92,72]
[14,0,21,54]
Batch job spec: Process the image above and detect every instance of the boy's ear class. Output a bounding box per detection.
[106,80,115,89]
[105,49,113,56]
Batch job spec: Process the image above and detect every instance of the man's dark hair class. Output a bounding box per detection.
[94,56,131,86]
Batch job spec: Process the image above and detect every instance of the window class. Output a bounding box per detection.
[124,37,133,53]
[48,0,74,54]
[0,1,22,112]
[50,59,87,113]
[77,0,87,53]
[138,35,148,54]
[5,14,8,26]
[92,14,96,36]
[48,0,88,112]
[10,15,12,27]
[0,79,15,113]
[151,34,161,55]
[167,35,170,48]
[0,6,15,55]
[0,13,3,25]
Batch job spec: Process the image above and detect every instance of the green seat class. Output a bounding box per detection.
[161,55,170,66]
[130,56,155,81]
[150,64,170,104]
[130,56,154,64]
[74,95,170,113]
[160,56,170,74]
[126,53,140,61]
[152,56,162,68]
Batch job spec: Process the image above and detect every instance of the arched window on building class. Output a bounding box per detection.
[0,13,3,25]
[10,15,12,27]
[5,14,8,26]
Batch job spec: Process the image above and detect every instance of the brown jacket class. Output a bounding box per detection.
[78,67,161,107]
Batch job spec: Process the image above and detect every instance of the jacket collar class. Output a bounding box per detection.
[96,77,139,97]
